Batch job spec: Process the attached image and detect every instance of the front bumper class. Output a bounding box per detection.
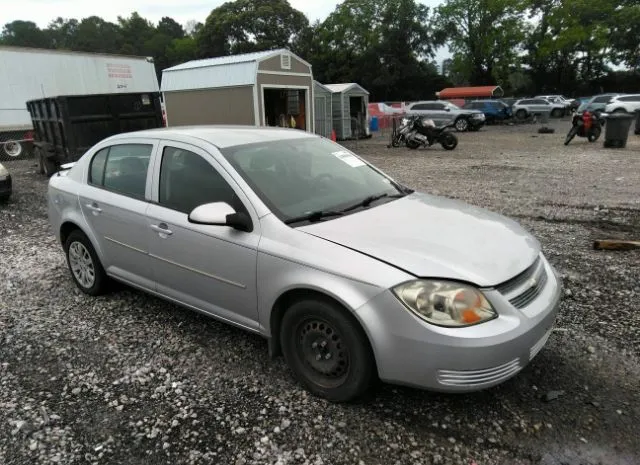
[0,174,11,199]
[470,118,486,129]
[355,255,562,392]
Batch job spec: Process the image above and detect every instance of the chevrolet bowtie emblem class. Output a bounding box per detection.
[528,277,538,289]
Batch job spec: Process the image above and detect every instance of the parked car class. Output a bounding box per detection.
[48,127,561,402]
[499,97,519,108]
[577,94,623,116]
[405,100,485,132]
[604,94,640,114]
[535,96,569,117]
[463,100,512,123]
[512,98,555,119]
[0,162,11,201]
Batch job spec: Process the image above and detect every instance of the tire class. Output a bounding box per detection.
[454,118,469,132]
[64,230,108,296]
[440,132,458,150]
[280,298,375,402]
[2,140,23,158]
[515,109,527,120]
[406,138,420,149]
[588,126,602,142]
[564,126,578,145]
[391,135,401,148]
[41,152,58,177]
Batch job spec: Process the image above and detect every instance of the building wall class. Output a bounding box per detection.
[314,84,332,138]
[258,54,311,75]
[256,74,314,131]
[164,86,254,126]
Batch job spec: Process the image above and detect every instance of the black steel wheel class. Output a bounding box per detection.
[280,298,375,402]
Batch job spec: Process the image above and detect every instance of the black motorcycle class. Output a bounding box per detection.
[405,116,458,150]
[564,111,602,145]
[389,117,413,147]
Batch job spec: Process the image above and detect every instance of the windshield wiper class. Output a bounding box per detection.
[284,210,344,225]
[339,192,406,213]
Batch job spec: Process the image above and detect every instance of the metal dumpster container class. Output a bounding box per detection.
[27,92,163,176]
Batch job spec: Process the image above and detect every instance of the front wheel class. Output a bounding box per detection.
[440,132,458,150]
[280,299,375,402]
[454,118,469,132]
[515,109,527,120]
[564,126,578,145]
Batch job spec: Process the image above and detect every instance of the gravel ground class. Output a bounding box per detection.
[1,119,639,465]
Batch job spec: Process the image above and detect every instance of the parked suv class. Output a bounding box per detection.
[512,98,554,119]
[405,100,485,132]
[604,94,640,114]
[463,100,512,123]
[577,94,621,115]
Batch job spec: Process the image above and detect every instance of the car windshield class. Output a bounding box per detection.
[221,137,404,224]
[446,102,461,110]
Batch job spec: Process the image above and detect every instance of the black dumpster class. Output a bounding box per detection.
[27,92,163,176]
[635,109,640,135]
[603,113,634,148]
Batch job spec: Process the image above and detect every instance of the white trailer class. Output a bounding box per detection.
[0,46,159,159]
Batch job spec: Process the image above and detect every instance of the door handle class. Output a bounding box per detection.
[150,223,173,236]
[85,202,102,214]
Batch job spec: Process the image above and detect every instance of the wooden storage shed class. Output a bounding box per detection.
[161,49,315,132]
[313,81,333,138]
[325,83,370,140]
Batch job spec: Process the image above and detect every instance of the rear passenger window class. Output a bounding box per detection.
[97,144,152,199]
[159,146,239,215]
[89,148,108,185]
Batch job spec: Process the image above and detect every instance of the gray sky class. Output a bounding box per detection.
[3,0,448,61]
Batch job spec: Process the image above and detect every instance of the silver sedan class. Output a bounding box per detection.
[48,127,561,402]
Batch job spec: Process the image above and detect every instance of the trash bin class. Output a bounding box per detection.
[604,113,634,148]
[370,116,379,132]
[635,109,640,135]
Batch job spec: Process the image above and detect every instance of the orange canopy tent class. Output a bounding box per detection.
[437,86,504,99]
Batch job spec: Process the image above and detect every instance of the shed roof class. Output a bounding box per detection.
[161,49,311,93]
[325,83,369,95]
[314,81,333,93]
[437,86,503,99]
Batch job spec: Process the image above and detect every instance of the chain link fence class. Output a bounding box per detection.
[0,130,35,162]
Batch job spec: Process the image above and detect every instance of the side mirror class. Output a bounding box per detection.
[188,202,252,232]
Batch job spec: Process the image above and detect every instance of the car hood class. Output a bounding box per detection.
[299,193,540,287]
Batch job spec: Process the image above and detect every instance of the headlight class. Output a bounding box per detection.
[393,280,497,327]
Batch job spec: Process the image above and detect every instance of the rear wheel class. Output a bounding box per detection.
[588,126,602,142]
[280,298,375,402]
[2,140,23,158]
[440,132,458,150]
[454,118,469,132]
[64,230,108,296]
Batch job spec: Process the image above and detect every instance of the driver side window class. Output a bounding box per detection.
[159,146,241,214]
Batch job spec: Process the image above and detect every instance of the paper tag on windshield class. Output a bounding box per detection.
[332,150,365,167]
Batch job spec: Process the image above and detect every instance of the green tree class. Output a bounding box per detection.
[157,17,185,40]
[73,16,122,54]
[0,20,50,48]
[45,18,79,49]
[197,0,309,56]
[167,37,198,65]
[117,12,155,55]
[434,0,529,85]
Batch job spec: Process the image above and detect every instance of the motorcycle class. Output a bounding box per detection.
[564,111,602,145]
[405,116,458,151]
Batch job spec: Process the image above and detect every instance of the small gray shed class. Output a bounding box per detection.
[325,83,370,140]
[313,81,333,138]
[161,49,315,132]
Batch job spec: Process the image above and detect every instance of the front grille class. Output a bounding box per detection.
[437,358,521,387]
[495,256,548,309]
[509,269,547,308]
[496,257,541,295]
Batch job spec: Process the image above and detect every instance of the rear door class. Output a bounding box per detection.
[78,139,157,289]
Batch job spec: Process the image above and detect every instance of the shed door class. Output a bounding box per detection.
[314,96,327,137]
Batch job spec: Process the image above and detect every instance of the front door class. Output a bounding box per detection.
[146,142,260,331]
[78,141,156,289]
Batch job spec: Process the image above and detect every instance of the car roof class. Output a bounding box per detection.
[100,126,317,149]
